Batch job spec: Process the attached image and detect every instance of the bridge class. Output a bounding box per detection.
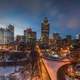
[35,45,72,80]
[0,46,79,80]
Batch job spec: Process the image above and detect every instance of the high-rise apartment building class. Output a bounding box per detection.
[0,24,14,44]
[41,17,50,47]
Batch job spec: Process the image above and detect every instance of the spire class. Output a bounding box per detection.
[44,17,48,23]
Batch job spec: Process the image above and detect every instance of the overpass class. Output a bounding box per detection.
[35,45,71,80]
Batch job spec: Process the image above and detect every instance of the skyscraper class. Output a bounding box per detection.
[24,28,36,46]
[7,24,14,43]
[77,34,80,40]
[24,28,32,43]
[41,17,50,48]
[0,28,5,44]
[0,24,14,44]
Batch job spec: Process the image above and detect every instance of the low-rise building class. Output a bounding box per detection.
[16,35,25,42]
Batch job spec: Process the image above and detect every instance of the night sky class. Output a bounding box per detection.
[0,0,80,38]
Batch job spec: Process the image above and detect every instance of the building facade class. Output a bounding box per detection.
[24,28,36,46]
[16,35,24,42]
[41,17,50,47]
[0,24,14,44]
[52,33,62,50]
[0,28,5,44]
[78,34,80,40]
[53,33,61,41]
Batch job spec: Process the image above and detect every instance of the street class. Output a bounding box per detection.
[36,45,71,80]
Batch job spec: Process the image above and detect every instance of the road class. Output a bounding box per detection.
[0,45,71,80]
[42,58,70,80]
[36,45,71,80]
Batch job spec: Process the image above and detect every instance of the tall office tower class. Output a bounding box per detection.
[24,28,32,43]
[24,28,36,46]
[0,28,5,44]
[6,24,14,43]
[0,24,14,44]
[77,34,80,47]
[77,34,80,40]
[41,17,50,48]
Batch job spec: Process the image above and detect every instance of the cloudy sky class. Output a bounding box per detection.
[0,0,80,38]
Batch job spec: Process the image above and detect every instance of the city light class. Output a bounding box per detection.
[0,0,79,80]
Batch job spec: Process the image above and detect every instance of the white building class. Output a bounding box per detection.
[0,24,14,44]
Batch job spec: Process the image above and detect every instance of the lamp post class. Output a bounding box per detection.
[30,37,36,80]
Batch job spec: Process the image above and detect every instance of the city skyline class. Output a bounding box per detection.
[0,0,80,38]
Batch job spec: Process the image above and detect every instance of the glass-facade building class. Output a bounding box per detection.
[0,24,14,44]
[41,17,50,48]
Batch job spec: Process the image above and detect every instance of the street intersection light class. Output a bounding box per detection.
[68,51,80,62]
[56,46,80,80]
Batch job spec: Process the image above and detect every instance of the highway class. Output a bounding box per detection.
[0,45,74,80]
[36,45,71,80]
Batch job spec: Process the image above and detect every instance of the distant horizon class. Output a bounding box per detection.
[0,23,79,39]
[0,0,80,39]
